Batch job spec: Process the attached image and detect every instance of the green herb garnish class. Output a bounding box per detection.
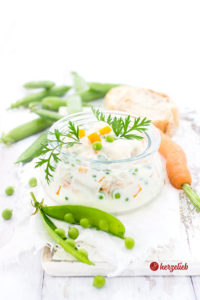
[35,123,80,184]
[92,106,151,140]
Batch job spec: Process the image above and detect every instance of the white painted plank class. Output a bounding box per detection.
[0,251,43,300]
[190,277,200,300]
[42,276,195,300]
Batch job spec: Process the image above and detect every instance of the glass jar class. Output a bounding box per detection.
[40,110,165,214]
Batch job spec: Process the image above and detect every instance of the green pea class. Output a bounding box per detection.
[29,177,37,187]
[80,218,90,228]
[114,192,121,199]
[92,142,102,151]
[66,238,76,248]
[98,191,106,200]
[64,213,75,224]
[99,219,109,231]
[2,209,13,220]
[125,237,135,249]
[125,197,129,202]
[68,226,79,240]
[5,186,14,196]
[54,228,66,239]
[105,135,115,143]
[78,248,88,258]
[93,275,106,289]
[65,196,69,200]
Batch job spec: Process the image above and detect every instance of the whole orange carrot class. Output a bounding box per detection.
[159,131,200,210]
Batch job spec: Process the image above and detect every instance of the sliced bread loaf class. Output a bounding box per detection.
[105,86,179,136]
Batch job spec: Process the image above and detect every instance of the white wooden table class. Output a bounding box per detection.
[0,110,200,300]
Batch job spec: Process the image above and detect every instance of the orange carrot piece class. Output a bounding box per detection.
[98,176,105,183]
[159,131,191,189]
[78,167,88,173]
[79,129,85,138]
[133,185,142,198]
[88,132,101,144]
[99,126,112,135]
[56,185,61,195]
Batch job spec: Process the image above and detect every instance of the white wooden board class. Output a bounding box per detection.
[41,111,200,277]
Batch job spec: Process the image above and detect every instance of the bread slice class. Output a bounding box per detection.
[105,86,179,136]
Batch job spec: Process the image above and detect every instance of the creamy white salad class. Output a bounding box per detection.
[41,112,165,213]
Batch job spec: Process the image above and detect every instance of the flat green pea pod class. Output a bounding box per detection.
[11,85,71,108]
[33,108,63,121]
[79,89,106,102]
[31,193,94,265]
[42,204,125,239]
[42,97,67,111]
[1,118,53,145]
[88,82,120,93]
[24,80,55,90]
[16,132,48,163]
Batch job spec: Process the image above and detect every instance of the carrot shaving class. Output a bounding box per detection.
[56,185,62,195]
[133,185,142,198]
[98,176,105,183]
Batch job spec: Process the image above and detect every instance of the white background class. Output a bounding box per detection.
[1,1,200,299]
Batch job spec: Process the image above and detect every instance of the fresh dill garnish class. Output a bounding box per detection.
[35,124,80,184]
[91,106,151,140]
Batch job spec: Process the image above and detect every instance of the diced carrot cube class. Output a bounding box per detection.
[79,129,85,138]
[99,126,112,135]
[88,132,101,144]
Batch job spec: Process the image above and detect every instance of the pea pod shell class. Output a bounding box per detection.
[88,82,120,93]
[11,85,71,108]
[24,80,55,90]
[42,205,125,238]
[33,109,63,121]
[16,132,48,164]
[79,89,106,102]
[42,97,67,111]
[1,118,53,145]
[40,210,94,265]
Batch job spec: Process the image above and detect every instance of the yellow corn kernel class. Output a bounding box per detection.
[88,132,101,144]
[79,129,85,138]
[99,126,112,135]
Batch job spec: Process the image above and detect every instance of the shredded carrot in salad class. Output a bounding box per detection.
[56,185,62,195]
[133,185,142,198]
[98,176,106,183]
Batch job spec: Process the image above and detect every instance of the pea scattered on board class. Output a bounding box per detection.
[5,186,14,196]
[29,177,37,187]
[125,237,135,249]
[2,209,13,220]
[93,275,106,289]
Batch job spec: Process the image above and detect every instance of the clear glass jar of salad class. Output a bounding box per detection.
[40,110,165,214]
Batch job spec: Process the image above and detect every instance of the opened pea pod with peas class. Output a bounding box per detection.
[1,72,200,288]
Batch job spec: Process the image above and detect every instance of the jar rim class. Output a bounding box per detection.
[49,110,161,164]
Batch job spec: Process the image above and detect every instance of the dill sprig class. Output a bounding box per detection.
[35,124,80,184]
[92,106,151,140]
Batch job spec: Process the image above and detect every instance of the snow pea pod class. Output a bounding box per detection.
[88,82,120,93]
[42,97,67,111]
[16,132,48,164]
[24,80,55,90]
[31,193,94,265]
[33,108,63,121]
[42,205,125,238]
[11,85,71,108]
[79,89,106,102]
[1,118,53,145]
